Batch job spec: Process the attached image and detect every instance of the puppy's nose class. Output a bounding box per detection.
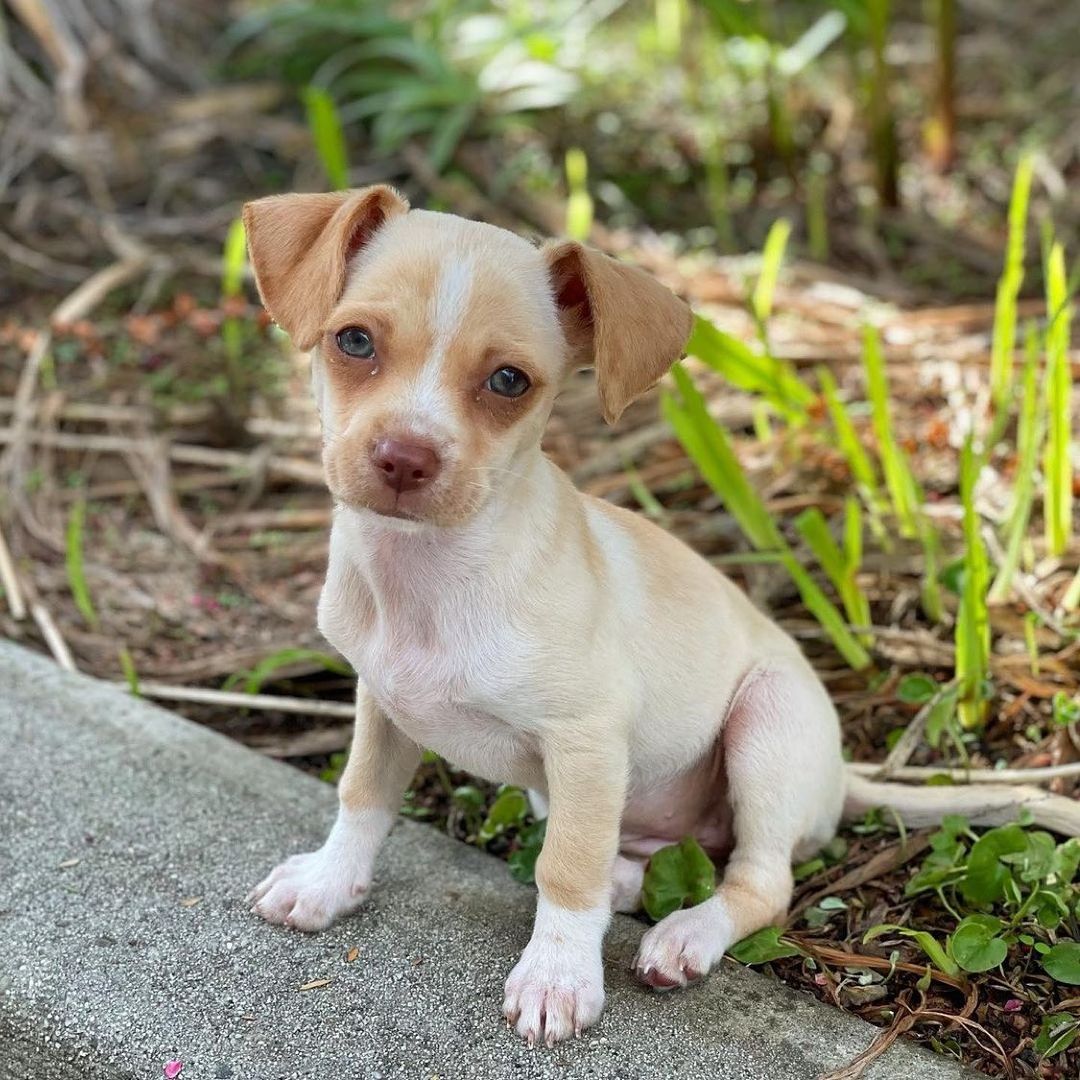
[371,437,440,493]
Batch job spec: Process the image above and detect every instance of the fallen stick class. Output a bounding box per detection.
[0,521,27,620]
[0,428,324,486]
[31,603,76,672]
[118,681,355,719]
[849,759,1080,784]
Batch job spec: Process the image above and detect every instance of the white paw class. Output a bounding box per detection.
[502,898,608,1045]
[503,946,605,1046]
[634,897,731,990]
[247,847,370,931]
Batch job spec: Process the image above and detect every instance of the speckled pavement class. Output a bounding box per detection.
[0,641,978,1080]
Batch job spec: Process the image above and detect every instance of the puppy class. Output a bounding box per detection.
[244,186,1080,1046]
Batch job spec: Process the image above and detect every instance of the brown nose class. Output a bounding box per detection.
[371,437,440,493]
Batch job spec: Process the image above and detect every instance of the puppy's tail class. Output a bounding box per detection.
[843,768,1080,836]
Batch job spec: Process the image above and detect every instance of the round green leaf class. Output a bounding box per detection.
[642,837,716,921]
[1041,941,1080,985]
[897,673,937,704]
[950,915,1008,973]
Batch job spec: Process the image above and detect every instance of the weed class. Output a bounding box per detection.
[65,498,97,629]
[303,86,350,189]
[955,437,991,730]
[664,363,871,670]
[989,154,1034,408]
[1042,241,1073,557]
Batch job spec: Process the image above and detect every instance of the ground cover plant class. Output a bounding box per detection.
[1,1,1078,1075]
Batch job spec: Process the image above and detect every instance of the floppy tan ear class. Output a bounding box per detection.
[242,186,409,350]
[543,240,693,424]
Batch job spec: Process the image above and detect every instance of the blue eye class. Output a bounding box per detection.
[485,366,530,398]
[336,326,375,359]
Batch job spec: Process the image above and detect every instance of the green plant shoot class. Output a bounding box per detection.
[66,498,97,630]
[1042,241,1073,557]
[955,437,990,730]
[564,147,593,243]
[303,86,350,190]
[989,153,1034,407]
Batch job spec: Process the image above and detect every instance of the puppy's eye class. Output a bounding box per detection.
[485,366,530,399]
[336,326,375,359]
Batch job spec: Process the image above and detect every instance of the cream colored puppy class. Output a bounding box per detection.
[244,186,1080,1046]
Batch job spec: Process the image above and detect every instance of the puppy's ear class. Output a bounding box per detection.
[243,186,408,349]
[543,240,693,424]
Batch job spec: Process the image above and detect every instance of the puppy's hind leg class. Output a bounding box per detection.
[634,663,844,988]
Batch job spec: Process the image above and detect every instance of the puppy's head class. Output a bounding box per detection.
[244,187,692,526]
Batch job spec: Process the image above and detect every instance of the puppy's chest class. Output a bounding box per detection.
[326,590,540,783]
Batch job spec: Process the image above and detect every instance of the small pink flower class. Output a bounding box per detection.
[163,1061,183,1079]
[814,973,828,986]
[1003,999,1023,1014]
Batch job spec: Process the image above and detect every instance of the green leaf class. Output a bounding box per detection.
[1041,941,1080,985]
[1035,1013,1080,1058]
[955,435,991,731]
[863,924,960,977]
[752,217,791,325]
[66,498,98,629]
[1042,241,1074,556]
[1052,838,1080,885]
[507,818,547,884]
[728,925,803,965]
[961,824,1027,904]
[1052,692,1080,728]
[897,673,937,704]
[221,217,247,299]
[642,837,717,921]
[224,647,352,694]
[924,684,960,749]
[118,647,140,695]
[303,86,349,189]
[949,915,1008,973]
[451,785,485,810]
[478,786,528,843]
[989,153,1033,406]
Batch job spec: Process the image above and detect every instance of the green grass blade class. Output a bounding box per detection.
[665,368,870,670]
[752,218,791,326]
[66,498,97,629]
[688,315,813,419]
[955,437,991,730]
[988,324,1044,604]
[118,647,140,695]
[794,505,871,635]
[817,365,890,545]
[221,217,247,298]
[862,325,920,537]
[564,147,594,242]
[780,552,872,670]
[989,153,1034,407]
[1042,242,1073,556]
[303,86,350,190]
[224,647,353,694]
[665,366,782,549]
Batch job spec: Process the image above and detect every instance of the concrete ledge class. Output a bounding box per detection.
[0,642,975,1080]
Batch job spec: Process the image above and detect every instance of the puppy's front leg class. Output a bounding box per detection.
[503,736,627,1046]
[249,687,420,931]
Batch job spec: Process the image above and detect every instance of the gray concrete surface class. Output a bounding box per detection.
[0,641,977,1080]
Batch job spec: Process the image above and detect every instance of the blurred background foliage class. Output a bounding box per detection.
[1,0,1077,306]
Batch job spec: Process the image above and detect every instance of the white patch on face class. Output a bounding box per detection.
[431,253,474,355]
[396,253,475,441]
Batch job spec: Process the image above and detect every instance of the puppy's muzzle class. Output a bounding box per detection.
[371,437,440,494]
